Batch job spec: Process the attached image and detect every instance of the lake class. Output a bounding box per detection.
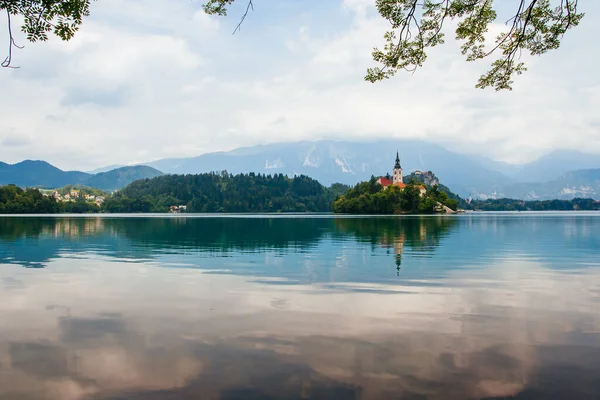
[0,213,599,399]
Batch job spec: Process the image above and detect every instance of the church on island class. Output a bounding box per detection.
[377,152,427,196]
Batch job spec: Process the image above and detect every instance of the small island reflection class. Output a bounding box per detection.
[0,216,457,279]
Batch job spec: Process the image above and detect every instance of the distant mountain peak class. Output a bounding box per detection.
[0,162,162,191]
[15,159,57,168]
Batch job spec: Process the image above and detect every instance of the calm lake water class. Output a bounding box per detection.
[0,213,599,399]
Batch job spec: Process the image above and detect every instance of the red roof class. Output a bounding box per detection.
[377,177,392,187]
[378,178,425,191]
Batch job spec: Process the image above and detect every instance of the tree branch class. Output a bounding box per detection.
[2,9,24,68]
[485,0,537,83]
[232,0,253,35]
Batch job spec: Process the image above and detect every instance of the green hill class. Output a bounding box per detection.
[85,166,163,191]
[403,170,466,206]
[0,185,61,214]
[0,160,90,188]
[0,161,163,191]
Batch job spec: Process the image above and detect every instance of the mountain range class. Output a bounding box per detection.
[487,168,600,200]
[143,140,600,200]
[0,161,162,191]
[1,140,599,200]
[145,140,507,194]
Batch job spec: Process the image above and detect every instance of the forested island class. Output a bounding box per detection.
[1,172,599,214]
[332,178,460,214]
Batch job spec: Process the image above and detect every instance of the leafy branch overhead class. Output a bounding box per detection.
[1,0,92,67]
[204,0,584,90]
[1,0,584,90]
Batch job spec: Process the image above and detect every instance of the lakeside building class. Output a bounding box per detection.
[169,205,187,214]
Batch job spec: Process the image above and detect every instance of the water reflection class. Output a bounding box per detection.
[2,214,598,278]
[1,214,599,399]
[0,216,458,279]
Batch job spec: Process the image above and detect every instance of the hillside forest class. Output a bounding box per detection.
[103,172,345,213]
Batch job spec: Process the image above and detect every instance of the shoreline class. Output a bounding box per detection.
[1,210,600,218]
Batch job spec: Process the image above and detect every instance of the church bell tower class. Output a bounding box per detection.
[393,152,403,184]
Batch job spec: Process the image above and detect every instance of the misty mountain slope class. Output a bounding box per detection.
[84,166,163,191]
[497,168,600,200]
[144,140,512,196]
[86,164,125,174]
[0,160,90,188]
[504,150,600,182]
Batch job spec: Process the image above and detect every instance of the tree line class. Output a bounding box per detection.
[469,198,599,211]
[2,174,599,214]
[0,185,100,214]
[0,185,59,214]
[102,172,348,213]
[1,173,347,214]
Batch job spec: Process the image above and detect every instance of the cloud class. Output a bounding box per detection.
[2,248,600,399]
[1,133,30,147]
[61,86,130,108]
[0,0,598,170]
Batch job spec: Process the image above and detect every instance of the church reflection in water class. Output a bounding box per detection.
[334,216,454,276]
[379,231,405,275]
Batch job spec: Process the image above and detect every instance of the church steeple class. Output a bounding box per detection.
[394,152,401,169]
[393,151,403,184]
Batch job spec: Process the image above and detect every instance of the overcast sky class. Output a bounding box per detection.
[1,0,599,171]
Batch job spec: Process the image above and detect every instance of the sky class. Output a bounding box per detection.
[1,0,599,171]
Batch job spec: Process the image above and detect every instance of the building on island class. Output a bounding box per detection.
[376,152,404,188]
[377,152,426,196]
